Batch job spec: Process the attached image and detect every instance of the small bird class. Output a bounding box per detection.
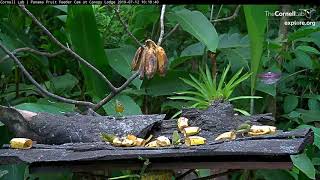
[115,99,124,118]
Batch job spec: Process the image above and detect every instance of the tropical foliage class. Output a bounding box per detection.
[0,4,319,180]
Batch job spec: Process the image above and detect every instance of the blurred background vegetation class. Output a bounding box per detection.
[0,4,319,180]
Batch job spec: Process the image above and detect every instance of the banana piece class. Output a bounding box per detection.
[177,117,189,132]
[215,131,236,141]
[155,46,168,76]
[183,127,201,137]
[10,138,33,149]
[131,47,143,71]
[121,139,135,147]
[250,125,276,133]
[145,140,159,148]
[112,137,123,147]
[156,136,171,147]
[127,134,137,141]
[185,136,206,146]
[134,138,145,146]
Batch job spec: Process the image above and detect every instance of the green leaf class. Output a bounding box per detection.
[288,23,320,41]
[105,46,142,89]
[244,5,277,111]
[284,95,299,113]
[296,45,320,55]
[296,109,320,124]
[144,71,191,97]
[218,33,249,49]
[49,73,79,95]
[290,153,315,179]
[15,99,75,114]
[102,94,142,116]
[173,8,218,52]
[308,99,320,111]
[234,108,251,116]
[67,6,109,98]
[294,50,313,69]
[180,42,205,57]
[229,96,262,101]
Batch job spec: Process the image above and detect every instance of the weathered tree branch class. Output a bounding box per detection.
[6,5,168,112]
[211,5,241,23]
[157,5,166,46]
[0,47,64,64]
[18,5,117,93]
[0,42,95,107]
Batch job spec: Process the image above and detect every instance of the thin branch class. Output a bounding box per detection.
[162,24,179,43]
[0,47,64,64]
[111,5,144,48]
[157,5,166,46]
[176,169,196,180]
[211,5,241,23]
[93,71,140,111]
[18,5,117,93]
[0,41,94,107]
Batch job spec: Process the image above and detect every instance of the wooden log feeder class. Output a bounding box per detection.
[0,101,314,176]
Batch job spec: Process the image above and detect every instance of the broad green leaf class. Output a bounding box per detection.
[67,6,109,98]
[15,99,75,114]
[294,50,313,69]
[105,46,142,89]
[173,8,218,52]
[102,94,142,116]
[296,45,320,55]
[288,23,320,41]
[296,109,320,124]
[284,95,299,113]
[49,73,79,95]
[221,48,250,72]
[144,71,191,97]
[180,42,205,57]
[244,5,277,112]
[308,99,320,111]
[290,153,315,179]
[218,33,249,49]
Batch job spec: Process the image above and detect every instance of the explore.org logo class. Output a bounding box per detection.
[265,8,316,19]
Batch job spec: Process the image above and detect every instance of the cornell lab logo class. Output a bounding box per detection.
[265,8,316,19]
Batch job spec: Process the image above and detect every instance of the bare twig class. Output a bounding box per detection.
[112,5,144,48]
[0,47,64,64]
[162,24,179,43]
[0,41,95,107]
[18,5,117,93]
[176,169,196,180]
[211,5,241,23]
[93,71,140,111]
[157,5,166,46]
